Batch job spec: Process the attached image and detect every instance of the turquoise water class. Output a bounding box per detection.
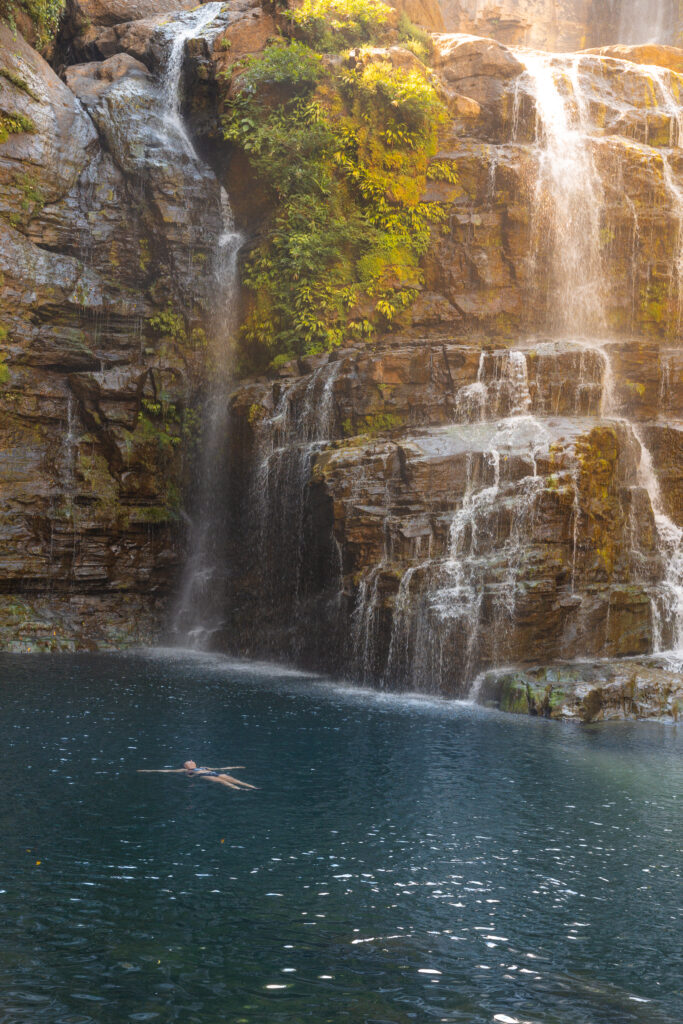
[0,650,681,1024]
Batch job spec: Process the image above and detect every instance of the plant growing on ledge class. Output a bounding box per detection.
[222,5,447,373]
[287,0,389,50]
[0,0,65,46]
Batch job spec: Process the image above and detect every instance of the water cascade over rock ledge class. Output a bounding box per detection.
[221,33,683,721]
[0,0,681,721]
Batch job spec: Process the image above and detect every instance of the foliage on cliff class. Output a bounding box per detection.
[0,0,64,45]
[222,0,448,372]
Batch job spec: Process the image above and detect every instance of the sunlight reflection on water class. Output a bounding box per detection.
[0,651,680,1024]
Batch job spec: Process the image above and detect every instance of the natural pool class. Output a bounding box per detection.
[1,650,680,1024]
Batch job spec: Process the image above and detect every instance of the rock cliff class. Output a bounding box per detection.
[0,10,224,648]
[0,0,681,719]
[217,21,683,720]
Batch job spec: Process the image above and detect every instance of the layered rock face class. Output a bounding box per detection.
[0,9,231,648]
[224,35,683,719]
[0,0,681,720]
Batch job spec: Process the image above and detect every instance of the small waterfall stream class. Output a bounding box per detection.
[517,53,606,335]
[160,4,223,150]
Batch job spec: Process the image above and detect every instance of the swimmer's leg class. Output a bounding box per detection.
[206,775,240,789]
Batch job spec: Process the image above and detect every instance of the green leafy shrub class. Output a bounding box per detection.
[427,160,459,184]
[222,33,447,372]
[0,0,65,46]
[0,109,36,144]
[397,11,433,62]
[240,40,322,90]
[148,307,187,343]
[288,0,389,50]
[342,59,444,138]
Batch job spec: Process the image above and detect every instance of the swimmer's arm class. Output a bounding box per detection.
[137,768,188,773]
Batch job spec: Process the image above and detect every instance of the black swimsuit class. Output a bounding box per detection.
[189,768,221,778]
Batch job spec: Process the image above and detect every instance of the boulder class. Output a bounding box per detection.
[67,0,197,29]
[432,33,524,112]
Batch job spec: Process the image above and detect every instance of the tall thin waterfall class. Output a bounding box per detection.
[157,5,244,648]
[172,213,242,649]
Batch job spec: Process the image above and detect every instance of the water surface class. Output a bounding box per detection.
[1,651,681,1024]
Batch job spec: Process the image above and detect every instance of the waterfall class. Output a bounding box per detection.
[351,46,683,690]
[516,53,606,335]
[246,361,344,653]
[160,4,224,153]
[508,50,683,654]
[163,6,244,648]
[210,27,683,693]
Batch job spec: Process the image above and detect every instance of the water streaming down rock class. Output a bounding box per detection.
[235,360,346,656]
[162,6,244,648]
[516,52,606,335]
[171,216,242,648]
[222,36,683,711]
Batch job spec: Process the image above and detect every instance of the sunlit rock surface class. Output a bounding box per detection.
[226,337,680,698]
[0,16,219,648]
[0,0,681,714]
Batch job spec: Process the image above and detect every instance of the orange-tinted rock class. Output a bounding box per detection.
[582,44,683,73]
[224,334,679,690]
[211,10,276,64]
[392,0,445,32]
[67,0,196,29]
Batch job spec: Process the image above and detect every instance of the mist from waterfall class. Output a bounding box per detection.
[617,0,678,45]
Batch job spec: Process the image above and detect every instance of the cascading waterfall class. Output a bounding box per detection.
[214,31,682,696]
[513,52,683,647]
[163,6,244,647]
[250,360,344,630]
[373,47,683,691]
[160,5,222,147]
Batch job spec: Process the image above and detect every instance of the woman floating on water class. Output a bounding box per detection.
[138,760,257,790]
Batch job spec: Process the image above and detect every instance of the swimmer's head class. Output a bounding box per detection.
[183,760,197,770]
